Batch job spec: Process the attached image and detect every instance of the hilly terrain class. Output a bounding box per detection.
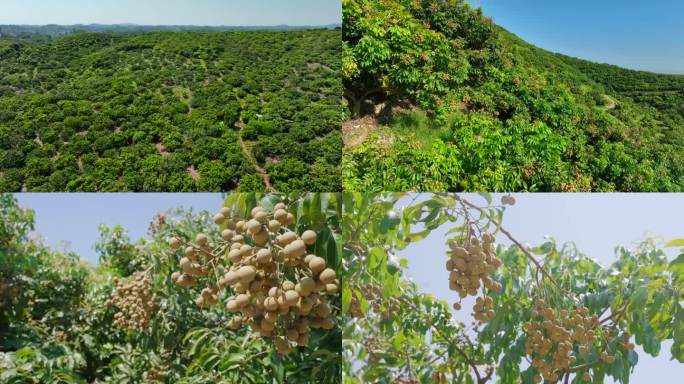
[0,29,342,191]
[342,0,684,191]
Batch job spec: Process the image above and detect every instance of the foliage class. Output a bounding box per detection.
[342,0,684,191]
[342,193,684,383]
[0,29,343,192]
[0,193,341,383]
[343,0,497,118]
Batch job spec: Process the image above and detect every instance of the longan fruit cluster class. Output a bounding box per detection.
[501,195,516,205]
[106,272,155,330]
[446,233,502,322]
[168,202,338,354]
[621,332,636,351]
[523,299,613,383]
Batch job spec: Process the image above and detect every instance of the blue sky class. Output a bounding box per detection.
[0,0,341,26]
[15,193,224,264]
[471,0,684,74]
[400,193,684,383]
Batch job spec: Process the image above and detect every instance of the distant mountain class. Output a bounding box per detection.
[0,23,341,37]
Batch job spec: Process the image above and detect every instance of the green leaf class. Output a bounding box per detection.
[342,285,352,313]
[665,238,684,247]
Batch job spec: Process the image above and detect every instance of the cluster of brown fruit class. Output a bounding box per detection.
[621,332,636,351]
[523,299,613,383]
[446,233,502,323]
[501,195,516,206]
[106,272,155,330]
[168,203,338,354]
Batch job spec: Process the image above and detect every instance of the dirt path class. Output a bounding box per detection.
[235,120,275,191]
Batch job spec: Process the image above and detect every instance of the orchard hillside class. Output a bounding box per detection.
[342,0,684,192]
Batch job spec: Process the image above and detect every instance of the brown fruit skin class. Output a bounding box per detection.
[274,209,288,223]
[277,231,297,246]
[299,277,316,293]
[221,229,233,241]
[309,257,326,274]
[264,297,278,311]
[274,202,287,210]
[254,210,268,223]
[195,233,208,246]
[297,333,309,347]
[325,283,338,294]
[237,266,256,282]
[284,239,306,259]
[267,220,281,232]
[256,248,272,263]
[284,290,300,305]
[169,237,182,250]
[286,329,299,341]
[282,281,295,291]
[213,213,226,225]
[246,219,262,234]
[301,230,317,245]
[318,268,336,284]
[253,230,269,245]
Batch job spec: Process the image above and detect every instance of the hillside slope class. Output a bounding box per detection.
[0,30,342,192]
[342,0,684,192]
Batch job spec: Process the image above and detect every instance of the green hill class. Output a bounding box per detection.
[0,30,342,192]
[342,0,684,191]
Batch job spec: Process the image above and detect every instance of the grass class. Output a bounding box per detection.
[380,109,449,149]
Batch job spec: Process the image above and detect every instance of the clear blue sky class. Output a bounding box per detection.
[0,0,341,26]
[15,193,224,265]
[400,193,684,383]
[470,0,684,74]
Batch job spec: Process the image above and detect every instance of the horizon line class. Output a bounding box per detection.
[0,22,341,27]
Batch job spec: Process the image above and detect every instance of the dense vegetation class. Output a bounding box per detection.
[343,193,684,383]
[0,24,341,38]
[342,0,684,192]
[0,193,341,383]
[0,29,343,191]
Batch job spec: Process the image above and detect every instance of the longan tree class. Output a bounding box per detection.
[343,0,497,118]
[342,193,684,383]
[0,193,341,384]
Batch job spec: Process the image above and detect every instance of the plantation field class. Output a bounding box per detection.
[0,29,343,192]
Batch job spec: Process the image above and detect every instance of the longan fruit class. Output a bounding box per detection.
[309,257,326,273]
[267,220,281,232]
[277,231,297,246]
[325,283,338,294]
[213,213,225,225]
[274,202,287,211]
[253,230,269,245]
[286,329,299,341]
[169,237,182,250]
[301,230,317,245]
[256,248,272,263]
[318,268,336,284]
[195,233,208,246]
[274,209,288,223]
[284,239,306,258]
[254,210,268,223]
[299,277,316,293]
[221,229,233,241]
